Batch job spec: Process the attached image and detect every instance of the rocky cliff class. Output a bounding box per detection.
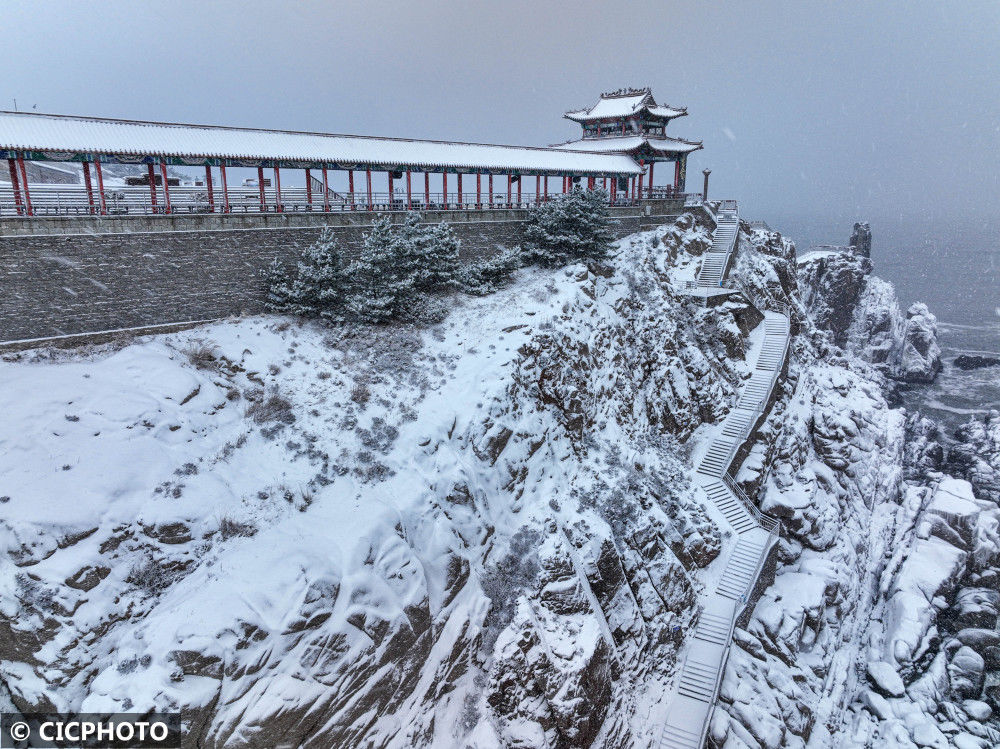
[2,215,995,748]
[797,245,942,383]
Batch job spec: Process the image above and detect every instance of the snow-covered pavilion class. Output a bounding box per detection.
[0,89,700,217]
[554,88,703,195]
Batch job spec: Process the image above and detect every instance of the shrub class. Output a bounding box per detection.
[459,246,523,295]
[246,387,295,425]
[522,188,616,267]
[127,556,173,593]
[181,340,218,370]
[218,515,257,539]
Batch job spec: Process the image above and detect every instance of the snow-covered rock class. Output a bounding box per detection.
[898,303,943,384]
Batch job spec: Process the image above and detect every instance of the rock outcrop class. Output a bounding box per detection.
[796,243,941,383]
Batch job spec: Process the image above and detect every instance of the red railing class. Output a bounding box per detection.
[0,184,641,217]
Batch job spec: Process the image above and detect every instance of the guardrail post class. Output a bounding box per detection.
[220,163,230,213]
[82,161,95,215]
[160,162,172,214]
[6,158,24,216]
[16,157,32,216]
[146,163,158,213]
[94,158,107,216]
[257,167,266,212]
[205,165,215,213]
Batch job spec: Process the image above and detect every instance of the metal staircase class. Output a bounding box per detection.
[696,200,739,287]
[656,204,790,749]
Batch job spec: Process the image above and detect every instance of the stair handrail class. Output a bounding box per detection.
[696,206,740,286]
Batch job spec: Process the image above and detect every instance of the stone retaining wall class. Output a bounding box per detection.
[0,200,683,344]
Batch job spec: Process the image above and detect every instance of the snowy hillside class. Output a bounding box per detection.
[4,216,1000,748]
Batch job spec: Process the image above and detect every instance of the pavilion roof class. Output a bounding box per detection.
[0,111,642,176]
[564,88,687,123]
[551,135,703,156]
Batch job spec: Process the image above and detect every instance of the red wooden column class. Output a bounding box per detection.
[457,173,463,206]
[406,170,412,210]
[543,175,548,201]
[160,162,172,214]
[220,164,230,213]
[17,157,32,216]
[82,161,96,214]
[476,173,481,208]
[424,172,430,208]
[7,158,23,215]
[205,165,215,213]
[588,176,595,190]
[305,168,312,209]
[348,170,356,209]
[647,162,654,197]
[637,160,645,201]
[674,160,681,190]
[147,164,158,213]
[387,171,394,207]
[506,174,511,206]
[442,172,448,209]
[257,166,266,212]
[322,166,330,212]
[94,158,107,215]
[365,167,372,210]
[609,177,615,206]
[516,175,522,205]
[273,166,283,212]
[535,175,540,203]
[488,173,493,208]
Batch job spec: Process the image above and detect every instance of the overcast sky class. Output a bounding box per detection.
[6,1,999,241]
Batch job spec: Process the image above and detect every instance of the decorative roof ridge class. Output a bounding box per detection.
[598,86,652,99]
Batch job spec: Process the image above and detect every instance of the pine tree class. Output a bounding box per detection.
[344,216,414,323]
[265,228,350,320]
[523,187,616,267]
[392,214,461,293]
[459,246,523,295]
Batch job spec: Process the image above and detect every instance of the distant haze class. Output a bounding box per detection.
[6,1,1000,242]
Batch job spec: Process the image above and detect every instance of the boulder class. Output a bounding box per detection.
[954,628,1000,653]
[947,646,985,699]
[962,699,992,721]
[953,588,1000,629]
[896,303,942,383]
[866,661,905,697]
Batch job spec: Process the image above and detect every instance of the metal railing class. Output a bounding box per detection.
[0,184,639,217]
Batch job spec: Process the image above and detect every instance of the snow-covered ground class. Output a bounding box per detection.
[5,215,997,748]
[2,214,751,747]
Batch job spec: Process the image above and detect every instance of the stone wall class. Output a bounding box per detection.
[0,200,684,344]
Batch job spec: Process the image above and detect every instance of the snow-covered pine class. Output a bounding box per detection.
[396,214,462,293]
[459,246,523,296]
[344,216,414,323]
[523,187,615,267]
[265,227,351,320]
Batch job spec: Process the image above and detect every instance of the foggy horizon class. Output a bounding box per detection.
[6,0,999,242]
